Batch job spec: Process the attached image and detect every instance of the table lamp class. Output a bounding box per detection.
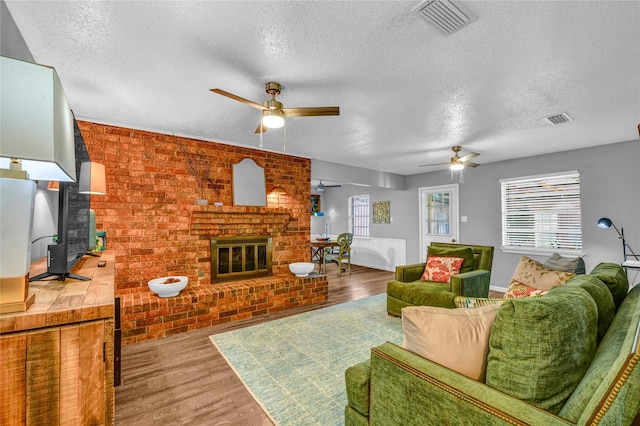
[0,56,76,313]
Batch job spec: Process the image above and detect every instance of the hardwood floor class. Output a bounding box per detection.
[115,264,393,425]
[115,264,504,425]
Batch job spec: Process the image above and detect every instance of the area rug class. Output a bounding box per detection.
[209,293,403,425]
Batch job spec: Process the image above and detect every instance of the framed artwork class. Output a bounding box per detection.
[96,231,107,252]
[310,194,321,214]
[372,201,391,224]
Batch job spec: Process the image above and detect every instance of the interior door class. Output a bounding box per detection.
[419,184,460,261]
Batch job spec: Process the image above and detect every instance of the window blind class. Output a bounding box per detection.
[501,171,582,253]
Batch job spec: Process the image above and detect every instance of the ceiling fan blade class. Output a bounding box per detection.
[418,162,450,167]
[255,122,267,134]
[210,88,267,111]
[282,107,340,117]
[458,152,479,163]
[464,161,480,168]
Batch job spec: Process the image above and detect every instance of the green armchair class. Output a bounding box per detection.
[387,242,494,316]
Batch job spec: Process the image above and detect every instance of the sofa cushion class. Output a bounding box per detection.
[454,296,505,308]
[345,360,371,417]
[589,262,629,309]
[402,304,501,381]
[503,279,549,298]
[544,252,586,274]
[559,284,640,423]
[420,256,464,282]
[486,285,598,414]
[511,256,575,291]
[427,245,475,274]
[387,280,456,309]
[561,275,615,343]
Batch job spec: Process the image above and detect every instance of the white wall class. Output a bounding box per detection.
[320,139,640,291]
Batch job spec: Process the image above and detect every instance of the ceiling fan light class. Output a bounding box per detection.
[450,162,464,171]
[262,110,284,129]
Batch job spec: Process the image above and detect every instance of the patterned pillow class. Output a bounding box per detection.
[420,256,464,283]
[454,296,506,308]
[503,279,549,299]
[511,256,575,291]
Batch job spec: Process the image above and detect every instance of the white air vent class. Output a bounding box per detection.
[412,0,478,35]
[544,113,573,125]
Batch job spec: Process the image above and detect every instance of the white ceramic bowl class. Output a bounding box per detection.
[289,262,315,277]
[148,276,188,297]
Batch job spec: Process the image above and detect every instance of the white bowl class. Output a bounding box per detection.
[289,262,315,277]
[148,276,188,297]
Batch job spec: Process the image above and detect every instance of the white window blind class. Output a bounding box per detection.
[501,171,582,253]
[349,194,370,237]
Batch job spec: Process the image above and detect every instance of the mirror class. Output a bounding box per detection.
[232,158,266,206]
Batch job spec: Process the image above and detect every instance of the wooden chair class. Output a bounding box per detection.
[323,233,353,276]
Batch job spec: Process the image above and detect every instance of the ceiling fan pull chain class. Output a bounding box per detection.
[283,120,287,152]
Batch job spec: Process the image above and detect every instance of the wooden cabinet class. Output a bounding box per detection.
[0,252,115,426]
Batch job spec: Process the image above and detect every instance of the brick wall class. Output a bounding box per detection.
[78,121,312,294]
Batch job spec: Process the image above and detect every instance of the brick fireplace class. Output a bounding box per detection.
[79,121,328,345]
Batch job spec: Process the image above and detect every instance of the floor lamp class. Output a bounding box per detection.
[597,217,639,262]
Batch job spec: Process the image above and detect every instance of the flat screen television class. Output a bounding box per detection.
[30,118,93,281]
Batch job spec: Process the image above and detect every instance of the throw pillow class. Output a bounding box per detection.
[543,252,586,274]
[503,279,549,299]
[486,285,598,414]
[454,296,506,308]
[401,304,501,381]
[511,256,575,291]
[420,256,464,283]
[427,245,475,273]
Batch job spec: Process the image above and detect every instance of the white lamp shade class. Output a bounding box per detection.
[79,162,106,194]
[0,178,36,278]
[450,162,464,171]
[0,57,76,182]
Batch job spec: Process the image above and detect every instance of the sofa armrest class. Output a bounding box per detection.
[450,269,491,297]
[369,342,572,426]
[395,263,426,282]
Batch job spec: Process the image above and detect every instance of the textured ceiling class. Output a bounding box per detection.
[5,1,640,177]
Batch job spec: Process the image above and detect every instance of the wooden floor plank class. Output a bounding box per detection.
[115,265,503,425]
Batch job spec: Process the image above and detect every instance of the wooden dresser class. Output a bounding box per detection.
[0,251,115,426]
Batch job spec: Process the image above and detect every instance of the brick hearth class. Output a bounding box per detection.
[119,274,328,345]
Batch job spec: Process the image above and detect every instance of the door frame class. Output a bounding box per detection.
[418,183,460,261]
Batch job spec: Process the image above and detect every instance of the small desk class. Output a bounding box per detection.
[310,239,337,273]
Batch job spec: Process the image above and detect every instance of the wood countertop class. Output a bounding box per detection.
[0,251,115,333]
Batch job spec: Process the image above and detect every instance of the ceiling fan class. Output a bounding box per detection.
[210,82,340,133]
[419,146,480,170]
[315,180,341,192]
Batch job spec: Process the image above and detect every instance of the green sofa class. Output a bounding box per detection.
[387,243,494,316]
[346,263,640,425]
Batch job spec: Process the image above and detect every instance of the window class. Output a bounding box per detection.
[349,194,370,237]
[500,171,582,254]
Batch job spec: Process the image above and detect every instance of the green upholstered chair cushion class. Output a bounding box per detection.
[345,360,370,417]
[486,285,598,414]
[387,280,456,308]
[427,245,475,273]
[563,275,615,343]
[589,262,629,309]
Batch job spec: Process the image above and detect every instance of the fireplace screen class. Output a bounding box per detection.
[211,236,273,281]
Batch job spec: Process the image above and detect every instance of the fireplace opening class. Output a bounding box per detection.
[211,236,273,282]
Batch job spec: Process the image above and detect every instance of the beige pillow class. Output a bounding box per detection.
[401,304,501,382]
[511,256,575,291]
